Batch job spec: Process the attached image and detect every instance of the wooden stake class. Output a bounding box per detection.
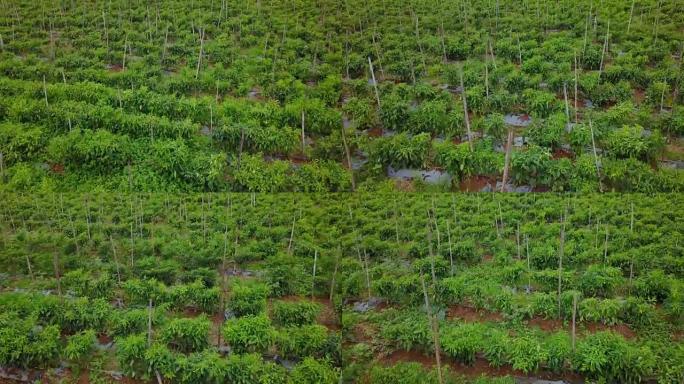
[446,220,454,276]
[43,75,49,107]
[571,293,577,352]
[363,248,371,299]
[312,248,318,299]
[589,119,603,192]
[0,152,4,183]
[501,129,514,192]
[53,251,61,296]
[196,27,205,78]
[110,234,122,284]
[330,247,340,302]
[301,110,306,154]
[368,56,381,108]
[526,235,531,292]
[598,20,610,80]
[420,271,444,384]
[557,211,566,318]
[604,226,609,264]
[122,35,127,70]
[574,53,579,124]
[563,82,570,124]
[627,0,635,33]
[340,122,355,191]
[460,69,473,151]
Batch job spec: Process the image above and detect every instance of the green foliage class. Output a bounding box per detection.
[603,125,665,161]
[272,300,321,326]
[65,330,97,367]
[635,269,672,303]
[228,284,269,317]
[440,322,485,365]
[63,269,114,299]
[379,310,432,352]
[528,113,566,149]
[0,313,60,369]
[47,129,131,174]
[289,357,338,384]
[369,362,444,384]
[233,154,290,192]
[508,335,545,373]
[223,315,276,354]
[277,324,329,359]
[579,265,623,297]
[116,333,148,378]
[511,145,552,187]
[160,316,211,353]
[366,132,431,169]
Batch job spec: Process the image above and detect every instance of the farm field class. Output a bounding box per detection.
[1,0,684,383]
[0,193,683,383]
[0,0,682,192]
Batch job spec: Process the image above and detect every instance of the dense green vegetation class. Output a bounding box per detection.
[0,193,344,383]
[0,0,682,192]
[0,192,682,382]
[1,0,683,382]
[339,193,684,383]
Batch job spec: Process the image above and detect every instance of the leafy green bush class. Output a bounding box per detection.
[0,313,60,369]
[65,330,97,368]
[544,332,571,373]
[63,269,114,299]
[62,298,111,333]
[369,362,443,384]
[160,316,211,353]
[573,331,654,383]
[289,357,338,384]
[508,335,545,373]
[579,265,623,297]
[223,315,276,354]
[228,284,269,317]
[511,145,551,187]
[277,324,329,359]
[272,300,322,326]
[366,132,431,169]
[634,269,672,302]
[379,310,432,353]
[440,322,485,365]
[603,125,665,161]
[116,333,148,378]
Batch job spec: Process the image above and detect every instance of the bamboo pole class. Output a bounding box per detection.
[110,234,122,284]
[598,20,610,80]
[312,249,318,299]
[368,56,381,108]
[589,119,603,192]
[195,27,205,78]
[420,271,444,384]
[557,211,566,318]
[526,235,531,292]
[627,0,635,33]
[460,70,473,151]
[340,122,355,191]
[446,219,454,276]
[501,129,514,192]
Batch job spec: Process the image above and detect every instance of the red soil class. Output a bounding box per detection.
[107,64,123,72]
[97,333,112,344]
[447,305,503,323]
[459,175,494,192]
[50,163,64,174]
[552,148,574,160]
[367,127,383,137]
